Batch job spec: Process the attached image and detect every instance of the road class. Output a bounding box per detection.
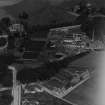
[8,66,21,105]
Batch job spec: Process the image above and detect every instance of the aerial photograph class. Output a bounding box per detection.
[0,0,105,105]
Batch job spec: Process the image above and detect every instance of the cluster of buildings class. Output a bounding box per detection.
[0,18,104,61]
[13,65,90,105]
[44,25,94,59]
[44,25,86,59]
[41,65,90,98]
[0,22,25,56]
[16,83,72,105]
[43,24,104,62]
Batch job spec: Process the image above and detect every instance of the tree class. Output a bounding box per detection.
[18,11,29,20]
[1,17,11,27]
[99,7,105,14]
[0,90,13,105]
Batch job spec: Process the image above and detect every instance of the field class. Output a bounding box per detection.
[62,51,102,105]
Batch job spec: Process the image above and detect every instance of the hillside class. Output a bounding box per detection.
[0,0,105,41]
[2,0,105,25]
[4,0,77,25]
